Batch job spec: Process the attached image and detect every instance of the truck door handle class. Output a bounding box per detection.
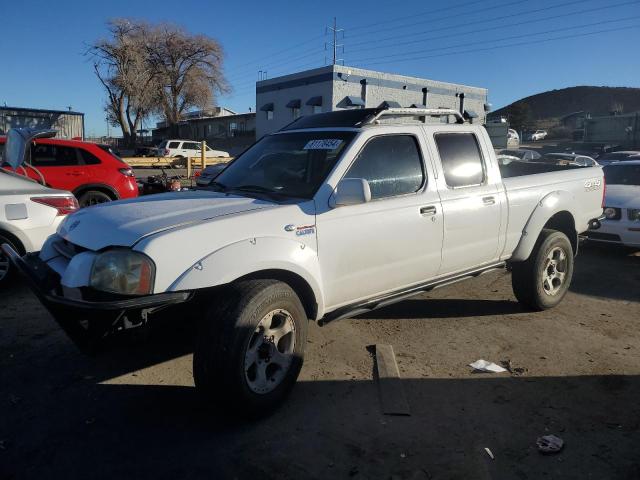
[420,205,437,216]
[482,196,496,205]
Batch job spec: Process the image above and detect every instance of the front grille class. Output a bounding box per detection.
[585,231,622,242]
[52,238,86,260]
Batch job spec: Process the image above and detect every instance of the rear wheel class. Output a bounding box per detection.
[511,229,574,310]
[193,279,308,418]
[77,190,112,208]
[0,234,20,288]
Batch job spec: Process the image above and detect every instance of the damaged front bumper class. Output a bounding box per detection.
[1,243,191,352]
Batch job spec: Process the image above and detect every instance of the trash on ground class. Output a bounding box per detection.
[536,434,564,454]
[469,359,507,373]
[484,447,495,459]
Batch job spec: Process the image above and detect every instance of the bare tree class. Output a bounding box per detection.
[145,24,229,134]
[88,19,157,146]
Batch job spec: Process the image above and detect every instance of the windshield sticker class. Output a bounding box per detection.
[303,139,343,150]
[295,225,315,236]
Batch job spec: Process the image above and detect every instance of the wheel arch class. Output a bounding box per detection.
[0,228,26,255]
[237,269,319,320]
[511,190,578,262]
[73,183,119,201]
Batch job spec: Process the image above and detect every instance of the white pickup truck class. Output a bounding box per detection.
[3,109,604,416]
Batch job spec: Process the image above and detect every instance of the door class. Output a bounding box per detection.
[317,133,443,309]
[29,143,85,190]
[432,132,502,274]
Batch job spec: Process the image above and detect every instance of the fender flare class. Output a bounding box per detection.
[168,236,325,319]
[510,190,577,262]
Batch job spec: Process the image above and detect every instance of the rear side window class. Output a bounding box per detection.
[167,141,180,149]
[435,133,484,187]
[31,144,80,166]
[79,148,101,165]
[183,142,200,150]
[346,135,424,200]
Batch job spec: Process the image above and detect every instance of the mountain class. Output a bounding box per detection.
[491,86,640,121]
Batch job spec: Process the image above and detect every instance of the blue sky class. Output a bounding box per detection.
[1,0,639,137]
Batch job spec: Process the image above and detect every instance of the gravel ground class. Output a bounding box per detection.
[0,243,639,480]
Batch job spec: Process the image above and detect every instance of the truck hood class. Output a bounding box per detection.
[605,184,640,208]
[58,191,278,250]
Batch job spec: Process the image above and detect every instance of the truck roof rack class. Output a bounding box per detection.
[279,107,465,132]
[363,108,465,125]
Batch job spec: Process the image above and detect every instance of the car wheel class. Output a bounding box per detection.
[0,234,20,288]
[78,190,112,208]
[193,279,308,418]
[511,229,574,310]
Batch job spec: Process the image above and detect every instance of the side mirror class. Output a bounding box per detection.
[330,178,372,207]
[4,128,57,169]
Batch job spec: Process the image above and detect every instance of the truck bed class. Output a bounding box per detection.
[499,163,603,260]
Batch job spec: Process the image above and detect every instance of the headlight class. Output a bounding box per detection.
[629,209,640,221]
[604,207,620,220]
[90,249,155,295]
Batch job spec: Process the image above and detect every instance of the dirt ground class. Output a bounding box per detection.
[1,242,639,480]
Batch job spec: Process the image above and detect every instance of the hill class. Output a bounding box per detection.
[491,86,640,121]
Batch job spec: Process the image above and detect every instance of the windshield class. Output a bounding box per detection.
[213,131,356,199]
[501,150,525,159]
[603,164,640,186]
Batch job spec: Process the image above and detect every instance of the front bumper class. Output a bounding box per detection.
[584,219,640,248]
[1,243,191,351]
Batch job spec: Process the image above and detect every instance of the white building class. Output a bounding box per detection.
[256,64,489,138]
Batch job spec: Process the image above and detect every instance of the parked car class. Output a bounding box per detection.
[539,153,598,167]
[595,151,640,166]
[133,146,157,157]
[585,160,640,248]
[498,148,541,161]
[563,142,623,159]
[0,136,138,207]
[3,108,604,417]
[529,130,548,141]
[195,162,229,188]
[507,129,519,142]
[0,129,79,287]
[156,139,229,159]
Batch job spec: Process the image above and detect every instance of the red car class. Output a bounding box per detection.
[0,137,138,207]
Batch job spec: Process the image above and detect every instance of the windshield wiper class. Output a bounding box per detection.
[227,184,288,200]
[208,180,228,192]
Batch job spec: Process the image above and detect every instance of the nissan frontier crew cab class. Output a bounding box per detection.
[3,109,605,417]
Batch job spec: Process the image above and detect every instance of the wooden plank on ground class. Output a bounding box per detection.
[374,344,411,416]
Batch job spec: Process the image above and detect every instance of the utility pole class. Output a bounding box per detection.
[325,17,344,65]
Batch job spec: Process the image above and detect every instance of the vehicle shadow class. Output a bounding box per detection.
[571,243,640,302]
[355,298,526,320]
[1,370,639,479]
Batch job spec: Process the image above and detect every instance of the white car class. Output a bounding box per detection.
[0,129,79,286]
[529,130,548,141]
[4,108,604,417]
[156,139,229,159]
[507,128,519,142]
[586,160,640,248]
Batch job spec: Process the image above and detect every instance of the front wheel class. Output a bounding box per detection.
[193,279,308,417]
[0,234,20,288]
[511,229,574,310]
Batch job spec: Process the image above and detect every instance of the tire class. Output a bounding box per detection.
[0,234,20,288]
[77,190,112,208]
[511,229,574,311]
[193,279,308,418]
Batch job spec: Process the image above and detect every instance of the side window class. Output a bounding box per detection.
[167,141,180,149]
[79,148,101,165]
[183,142,200,150]
[345,135,424,200]
[435,133,484,187]
[31,144,80,167]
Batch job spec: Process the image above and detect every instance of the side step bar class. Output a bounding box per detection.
[317,262,506,326]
